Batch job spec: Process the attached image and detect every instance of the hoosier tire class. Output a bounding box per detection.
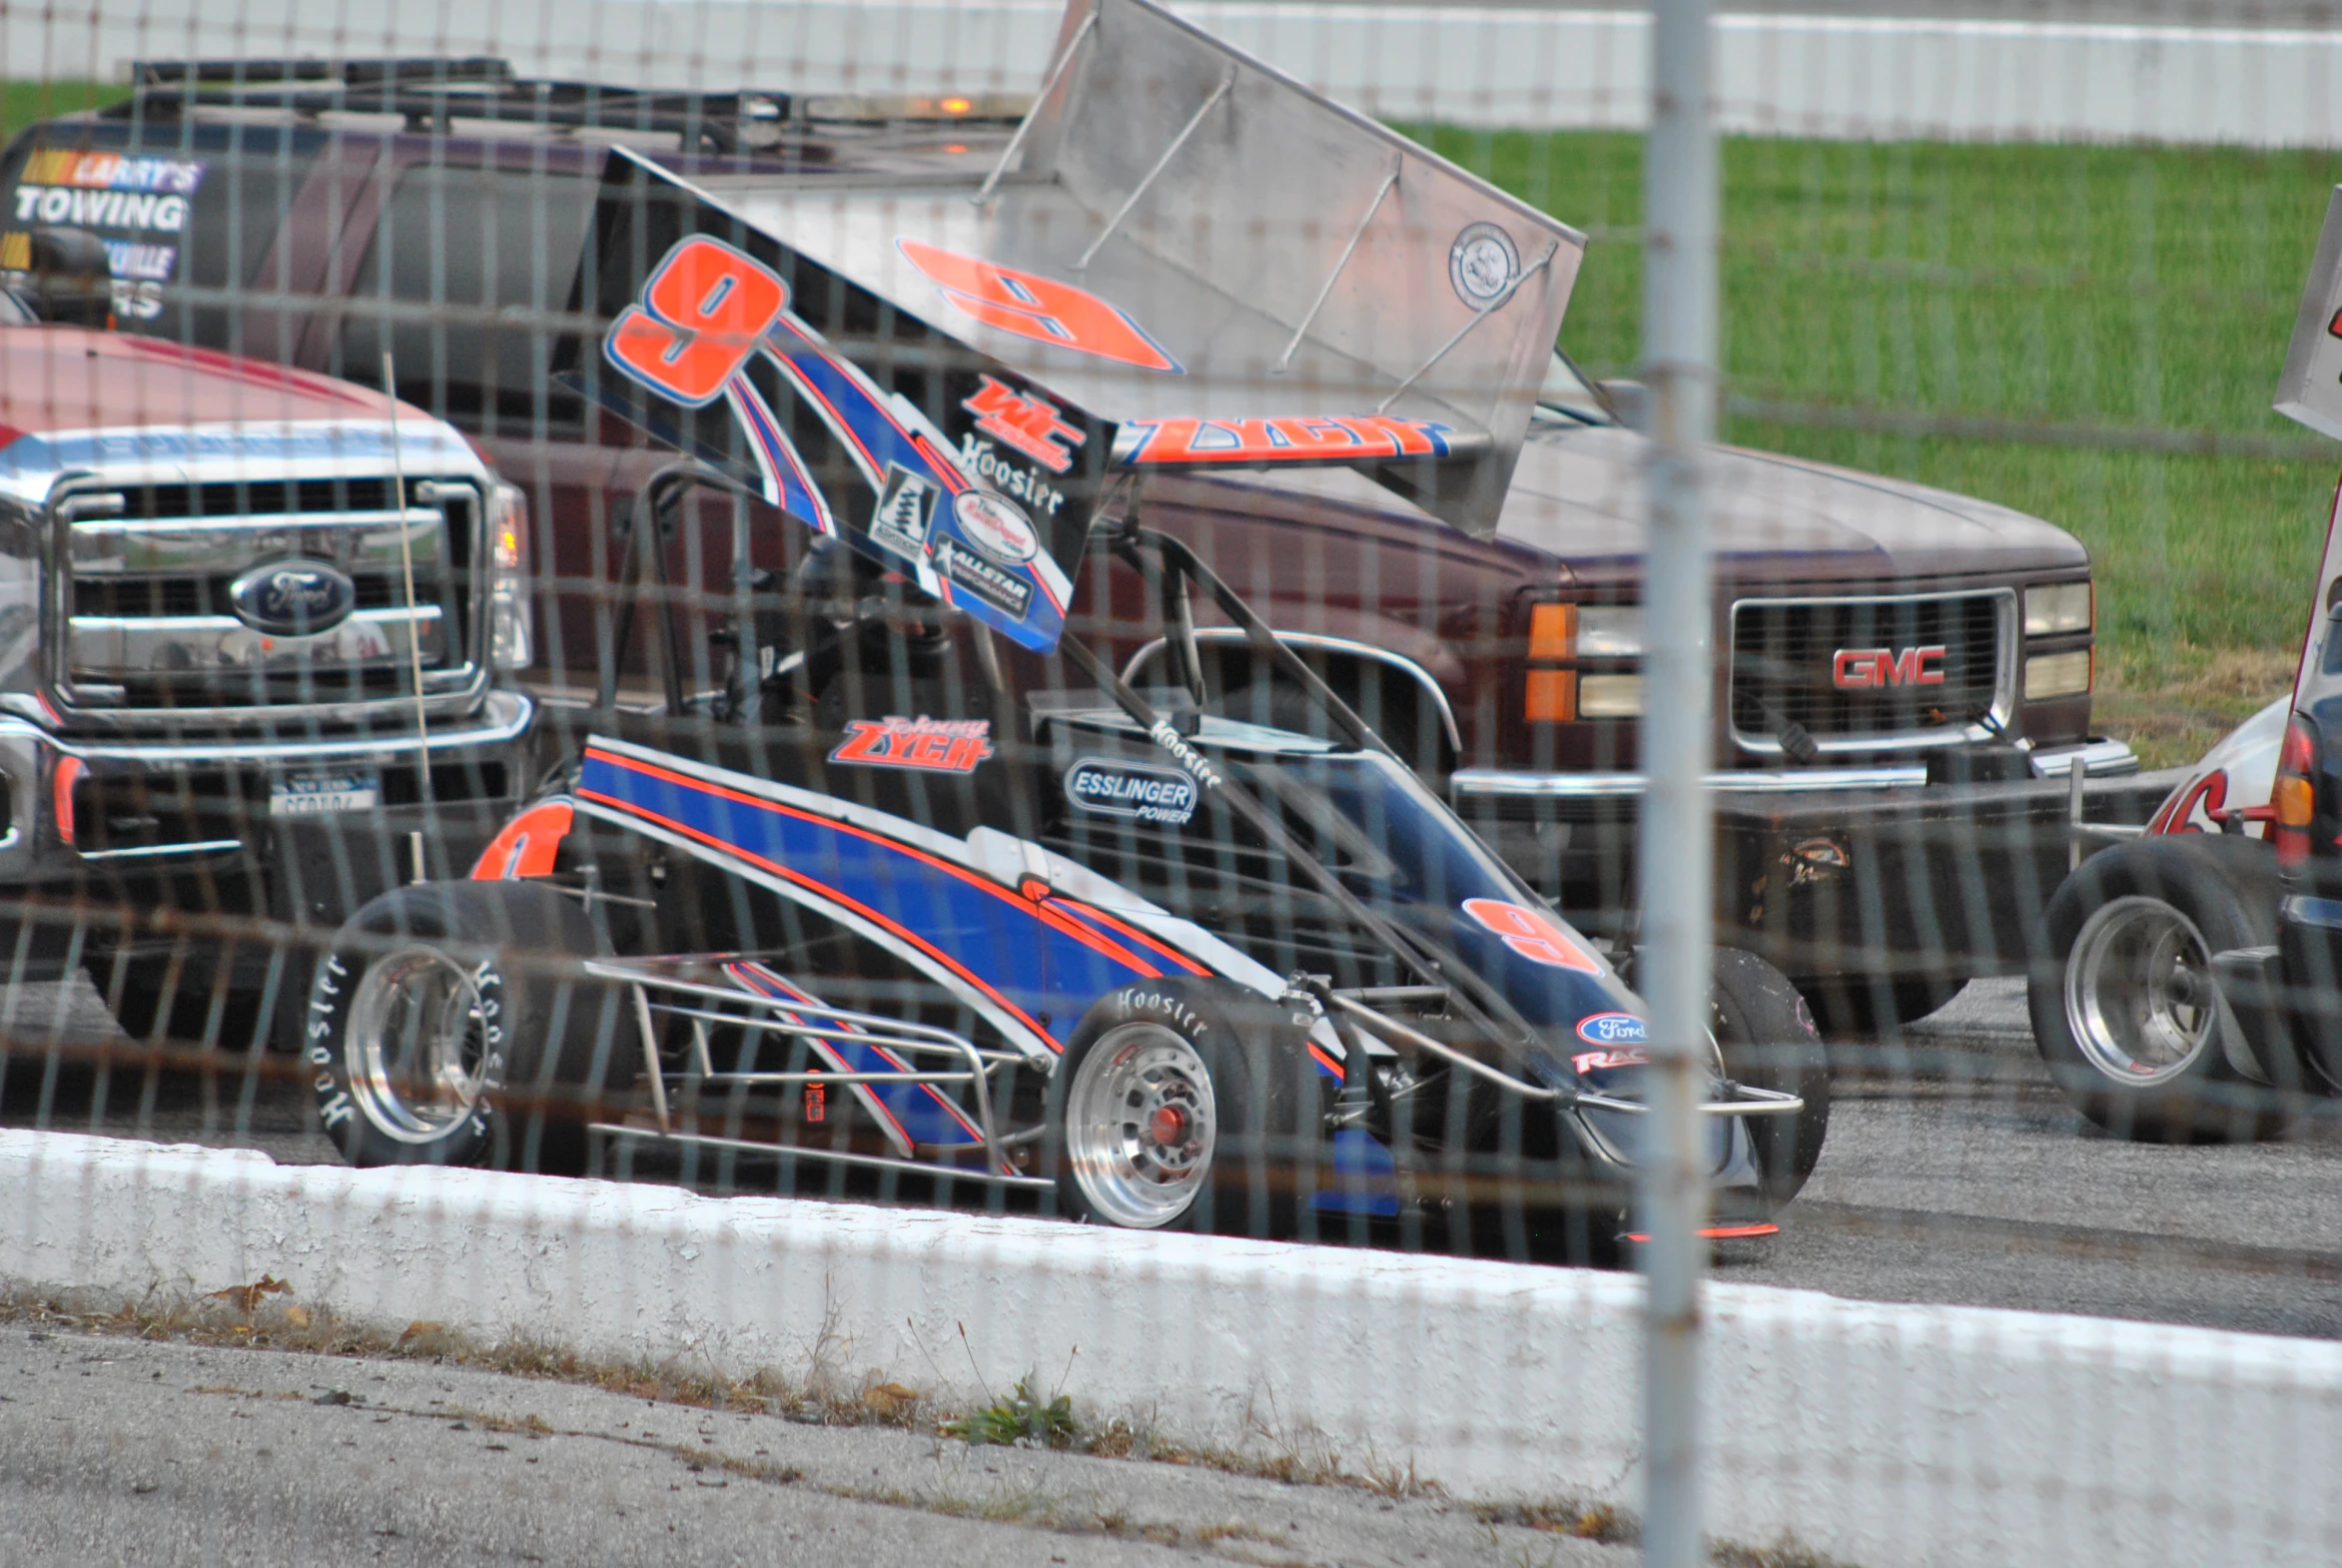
[304,881,627,1173]
[1048,977,1328,1236]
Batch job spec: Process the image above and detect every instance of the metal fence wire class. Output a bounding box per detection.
[2,1,2341,1563]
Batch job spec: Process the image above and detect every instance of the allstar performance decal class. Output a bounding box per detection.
[828,716,995,773]
[934,536,1034,620]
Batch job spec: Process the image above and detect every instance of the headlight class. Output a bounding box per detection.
[1579,673,1644,717]
[2024,650,2091,699]
[487,479,533,671]
[1576,605,1644,658]
[2024,581,2092,637]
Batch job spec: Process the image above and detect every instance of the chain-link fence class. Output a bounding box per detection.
[0,2,2338,1562]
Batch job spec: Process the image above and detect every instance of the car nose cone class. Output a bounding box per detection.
[229,558,358,636]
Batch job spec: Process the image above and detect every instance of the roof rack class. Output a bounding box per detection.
[115,58,1026,152]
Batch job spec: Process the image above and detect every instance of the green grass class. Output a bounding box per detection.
[1,81,129,143]
[1407,128,2342,763]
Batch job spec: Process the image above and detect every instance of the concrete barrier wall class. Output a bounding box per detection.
[6,0,2342,147]
[4,1128,2336,1567]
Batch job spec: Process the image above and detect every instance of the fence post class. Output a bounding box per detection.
[1638,0,1718,1558]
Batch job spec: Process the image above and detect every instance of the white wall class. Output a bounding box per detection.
[6,1,2342,147]
[5,1129,2338,1567]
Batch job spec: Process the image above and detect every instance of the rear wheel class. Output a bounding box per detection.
[1048,977,1326,1235]
[305,881,625,1172]
[2029,837,2293,1143]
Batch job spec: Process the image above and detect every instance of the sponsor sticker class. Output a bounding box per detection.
[20,150,205,195]
[956,431,1068,516]
[962,374,1085,473]
[1449,221,1520,310]
[1574,1012,1649,1047]
[11,186,192,234]
[1112,414,1455,467]
[1064,756,1199,826]
[829,715,995,773]
[953,489,1040,565]
[868,464,939,561]
[1572,1047,1650,1075]
[935,537,1034,620]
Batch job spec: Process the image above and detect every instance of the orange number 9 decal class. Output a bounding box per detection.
[1461,897,1602,974]
[896,238,1180,374]
[604,236,788,406]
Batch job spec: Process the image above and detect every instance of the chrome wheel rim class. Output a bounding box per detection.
[346,947,495,1143]
[2064,895,2217,1086]
[1064,1023,1217,1228]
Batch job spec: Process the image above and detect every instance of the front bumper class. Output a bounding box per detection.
[0,689,536,982]
[1453,743,2164,981]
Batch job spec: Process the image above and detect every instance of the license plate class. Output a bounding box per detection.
[268,768,381,818]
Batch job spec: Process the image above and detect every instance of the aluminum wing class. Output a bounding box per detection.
[2277,185,2342,440]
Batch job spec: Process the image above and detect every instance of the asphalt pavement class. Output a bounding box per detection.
[6,975,2341,1340]
[0,1320,1636,1568]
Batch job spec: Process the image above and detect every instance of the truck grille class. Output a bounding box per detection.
[54,473,480,722]
[1730,591,2008,745]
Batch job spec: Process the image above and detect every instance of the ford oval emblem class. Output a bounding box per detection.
[229,558,358,636]
[1574,1012,1649,1047]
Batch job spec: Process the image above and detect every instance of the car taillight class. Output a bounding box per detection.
[2273,712,2318,869]
[488,480,533,671]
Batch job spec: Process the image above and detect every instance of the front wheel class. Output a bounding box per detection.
[304,881,624,1172]
[1711,947,1833,1211]
[1047,978,1326,1235]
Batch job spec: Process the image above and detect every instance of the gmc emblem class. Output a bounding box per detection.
[1833,645,1947,689]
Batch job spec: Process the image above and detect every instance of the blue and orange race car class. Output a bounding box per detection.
[298,0,1829,1257]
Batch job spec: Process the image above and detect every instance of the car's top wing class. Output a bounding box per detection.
[2277,185,2342,440]
[559,0,1579,652]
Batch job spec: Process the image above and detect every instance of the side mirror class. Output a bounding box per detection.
[17,228,115,330]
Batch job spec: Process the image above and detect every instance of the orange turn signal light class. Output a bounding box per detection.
[1527,602,1576,662]
[1524,669,1578,723]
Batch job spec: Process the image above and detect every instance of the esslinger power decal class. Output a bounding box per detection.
[599,234,1075,653]
[828,716,995,773]
[1113,415,1455,467]
[1064,757,1199,825]
[570,739,1214,1064]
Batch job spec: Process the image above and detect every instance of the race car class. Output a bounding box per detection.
[2027,185,2342,1141]
[295,0,1830,1257]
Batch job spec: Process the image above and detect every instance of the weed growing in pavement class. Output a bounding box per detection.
[1473,1497,1640,1546]
[938,1375,1078,1448]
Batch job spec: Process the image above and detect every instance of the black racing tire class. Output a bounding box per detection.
[1711,947,1833,1211]
[1046,977,1328,1236]
[1794,973,1965,1042]
[81,944,272,1054]
[304,881,625,1173]
[2028,836,2294,1143]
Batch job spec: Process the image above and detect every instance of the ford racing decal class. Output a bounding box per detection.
[1573,1047,1649,1075]
[1574,1012,1648,1047]
[1064,757,1199,825]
